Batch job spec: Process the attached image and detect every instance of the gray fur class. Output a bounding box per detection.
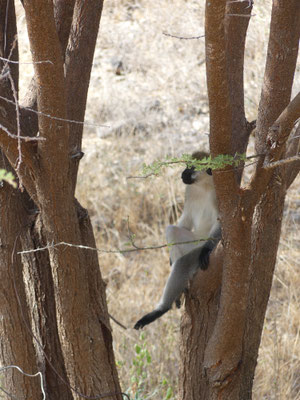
[134,160,221,329]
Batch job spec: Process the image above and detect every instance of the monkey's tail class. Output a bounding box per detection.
[134,308,169,330]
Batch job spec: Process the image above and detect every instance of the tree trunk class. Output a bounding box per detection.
[0,2,41,397]
[179,0,300,398]
[21,216,74,399]
[0,187,43,399]
[0,1,123,398]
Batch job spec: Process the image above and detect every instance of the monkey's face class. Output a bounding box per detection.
[181,167,212,185]
[181,167,196,184]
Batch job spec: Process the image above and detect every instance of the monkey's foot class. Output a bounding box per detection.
[198,244,211,270]
[134,309,168,329]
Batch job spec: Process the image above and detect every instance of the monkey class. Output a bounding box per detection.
[134,152,221,330]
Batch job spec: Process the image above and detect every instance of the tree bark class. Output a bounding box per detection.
[180,0,300,399]
[0,188,43,399]
[21,216,73,399]
[0,2,41,397]
[0,0,123,398]
[225,0,253,155]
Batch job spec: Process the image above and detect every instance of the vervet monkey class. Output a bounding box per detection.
[134,152,221,329]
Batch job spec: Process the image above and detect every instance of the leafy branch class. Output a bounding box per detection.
[140,153,249,177]
[0,169,17,188]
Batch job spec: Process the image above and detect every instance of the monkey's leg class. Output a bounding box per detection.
[166,225,198,264]
[134,254,198,329]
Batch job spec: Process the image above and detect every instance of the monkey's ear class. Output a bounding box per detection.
[206,168,212,176]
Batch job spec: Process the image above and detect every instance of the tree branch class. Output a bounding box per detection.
[255,0,300,158]
[266,91,300,163]
[20,0,76,137]
[284,122,300,188]
[195,0,256,390]
[0,0,37,195]
[205,0,239,205]
[205,0,233,158]
[64,0,104,194]
[250,92,300,202]
[264,155,300,170]
[225,0,253,156]
[23,0,69,183]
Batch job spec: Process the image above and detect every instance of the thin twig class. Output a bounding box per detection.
[3,0,9,53]
[126,172,157,179]
[227,13,255,17]
[288,134,300,140]
[0,365,46,400]
[263,155,300,170]
[0,40,44,145]
[8,70,23,186]
[108,313,127,330]
[0,94,109,128]
[0,122,44,141]
[228,0,253,5]
[17,238,209,256]
[162,31,205,40]
[5,39,23,184]
[0,55,53,64]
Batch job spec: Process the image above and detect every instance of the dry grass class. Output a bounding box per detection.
[16,1,300,399]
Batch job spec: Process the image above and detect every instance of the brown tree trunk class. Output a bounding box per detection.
[180,0,300,399]
[0,2,42,397]
[0,188,43,399]
[0,0,123,399]
[21,216,74,399]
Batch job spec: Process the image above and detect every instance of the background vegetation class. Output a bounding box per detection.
[17,1,300,399]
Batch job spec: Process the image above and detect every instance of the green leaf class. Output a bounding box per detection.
[135,344,141,354]
[0,169,17,188]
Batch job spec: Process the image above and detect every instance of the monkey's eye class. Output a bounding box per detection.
[206,168,212,176]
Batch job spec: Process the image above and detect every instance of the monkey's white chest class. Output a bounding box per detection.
[179,184,218,239]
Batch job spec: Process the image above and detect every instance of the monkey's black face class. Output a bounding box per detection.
[181,166,212,184]
[181,167,196,184]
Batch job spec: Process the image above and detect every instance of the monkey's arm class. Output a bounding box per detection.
[198,222,221,270]
[177,210,193,231]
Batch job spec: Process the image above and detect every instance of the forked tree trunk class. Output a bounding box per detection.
[180,1,300,399]
[0,1,122,399]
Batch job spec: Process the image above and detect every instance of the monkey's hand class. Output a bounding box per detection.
[198,243,212,270]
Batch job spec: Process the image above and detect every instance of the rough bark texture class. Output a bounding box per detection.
[0,0,123,399]
[21,217,73,399]
[0,188,42,399]
[64,0,104,194]
[225,0,253,155]
[255,0,300,157]
[240,178,286,399]
[180,0,300,399]
[180,246,223,399]
[0,2,41,397]
[21,0,76,136]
